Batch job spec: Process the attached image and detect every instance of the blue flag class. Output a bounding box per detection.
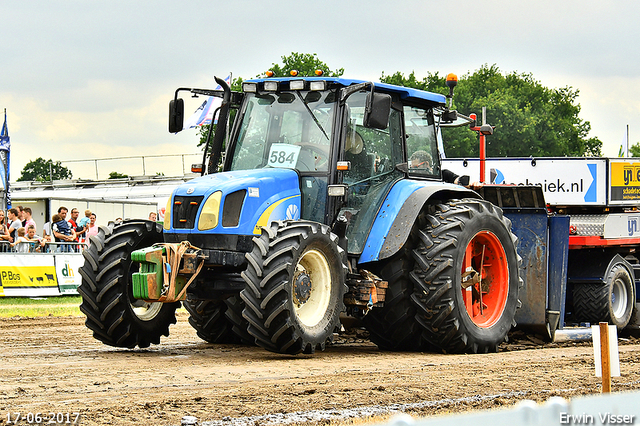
[1,109,10,208]
[0,110,8,151]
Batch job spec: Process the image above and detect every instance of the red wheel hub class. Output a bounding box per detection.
[460,231,509,328]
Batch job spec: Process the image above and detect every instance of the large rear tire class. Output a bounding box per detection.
[573,263,635,330]
[78,220,180,348]
[411,199,521,354]
[240,221,348,354]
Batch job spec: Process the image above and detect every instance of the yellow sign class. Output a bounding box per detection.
[0,266,58,288]
[610,161,640,202]
[611,161,640,186]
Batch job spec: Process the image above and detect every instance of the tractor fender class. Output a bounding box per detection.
[358,180,479,263]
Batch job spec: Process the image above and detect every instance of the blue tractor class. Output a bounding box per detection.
[78,74,522,354]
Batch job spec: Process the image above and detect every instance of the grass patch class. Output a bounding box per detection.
[0,296,82,318]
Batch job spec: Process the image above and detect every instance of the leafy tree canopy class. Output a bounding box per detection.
[17,157,72,182]
[381,64,602,158]
[266,52,344,78]
[629,143,640,157]
[197,52,343,151]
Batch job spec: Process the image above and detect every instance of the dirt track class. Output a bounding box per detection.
[1,313,640,426]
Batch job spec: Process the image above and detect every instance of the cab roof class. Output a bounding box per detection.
[245,77,447,106]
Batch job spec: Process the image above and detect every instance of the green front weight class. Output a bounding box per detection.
[132,246,165,300]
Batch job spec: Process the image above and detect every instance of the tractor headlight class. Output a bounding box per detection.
[163,197,172,230]
[290,80,305,90]
[198,191,222,230]
[309,81,327,91]
[264,81,278,92]
[242,82,257,93]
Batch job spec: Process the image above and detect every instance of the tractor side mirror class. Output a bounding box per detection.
[169,98,184,133]
[363,92,391,130]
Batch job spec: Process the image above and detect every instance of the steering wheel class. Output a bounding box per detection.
[296,143,330,171]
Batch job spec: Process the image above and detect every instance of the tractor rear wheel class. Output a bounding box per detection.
[241,221,348,354]
[573,263,635,330]
[78,220,180,348]
[411,199,521,353]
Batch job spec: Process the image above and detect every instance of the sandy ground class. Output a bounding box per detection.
[1,313,639,426]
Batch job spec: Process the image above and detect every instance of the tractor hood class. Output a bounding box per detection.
[165,168,301,236]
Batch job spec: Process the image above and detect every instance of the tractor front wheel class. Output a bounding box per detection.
[241,221,347,354]
[78,220,180,348]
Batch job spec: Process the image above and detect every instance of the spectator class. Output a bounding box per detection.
[26,225,46,252]
[16,205,26,227]
[42,218,52,239]
[85,213,99,245]
[78,209,91,229]
[69,208,86,242]
[0,210,10,242]
[149,212,157,221]
[23,207,36,232]
[52,213,75,252]
[10,227,30,253]
[7,208,22,243]
[58,206,69,220]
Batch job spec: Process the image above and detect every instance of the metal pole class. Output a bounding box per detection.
[142,156,146,176]
[95,160,99,180]
[627,124,630,157]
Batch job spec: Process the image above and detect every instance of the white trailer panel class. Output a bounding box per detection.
[442,157,609,206]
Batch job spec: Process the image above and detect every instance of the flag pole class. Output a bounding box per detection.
[627,124,630,157]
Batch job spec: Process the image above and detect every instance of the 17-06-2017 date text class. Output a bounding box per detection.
[6,412,80,424]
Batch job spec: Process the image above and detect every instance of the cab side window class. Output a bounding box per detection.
[404,106,440,177]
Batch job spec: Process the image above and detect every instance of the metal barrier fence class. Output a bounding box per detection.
[0,241,87,253]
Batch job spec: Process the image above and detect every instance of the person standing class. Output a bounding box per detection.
[7,208,22,243]
[15,205,26,227]
[69,208,84,238]
[0,210,10,251]
[23,207,36,231]
[52,213,75,252]
[85,213,99,245]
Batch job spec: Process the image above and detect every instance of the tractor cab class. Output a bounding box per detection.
[166,77,450,256]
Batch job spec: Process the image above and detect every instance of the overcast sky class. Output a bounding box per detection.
[2,0,640,180]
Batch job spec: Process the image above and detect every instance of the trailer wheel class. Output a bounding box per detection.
[78,220,180,348]
[411,199,521,354]
[573,263,635,330]
[240,221,348,354]
[184,296,253,344]
[362,246,425,351]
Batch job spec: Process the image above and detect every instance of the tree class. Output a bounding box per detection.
[108,171,128,179]
[629,143,640,157]
[381,64,603,158]
[197,52,344,152]
[267,52,344,78]
[17,157,72,182]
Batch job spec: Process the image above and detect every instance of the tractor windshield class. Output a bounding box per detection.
[229,90,336,172]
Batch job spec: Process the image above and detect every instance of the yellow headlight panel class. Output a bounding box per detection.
[198,191,222,230]
[163,197,172,230]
